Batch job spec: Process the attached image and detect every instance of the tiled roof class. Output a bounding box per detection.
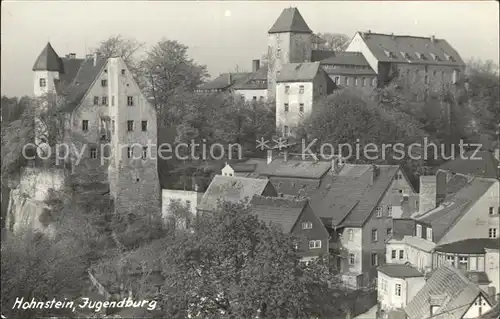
[311,50,336,62]
[388,236,436,253]
[197,72,252,90]
[250,195,307,233]
[465,271,491,285]
[32,42,64,72]
[269,176,321,196]
[415,177,496,242]
[438,150,499,179]
[434,238,500,254]
[277,62,322,82]
[55,57,85,94]
[230,163,258,173]
[61,56,108,113]
[322,165,399,227]
[357,32,465,67]
[260,159,331,179]
[197,175,273,212]
[319,51,371,66]
[324,67,377,76]
[378,264,424,278]
[268,7,312,34]
[232,66,268,90]
[405,264,490,319]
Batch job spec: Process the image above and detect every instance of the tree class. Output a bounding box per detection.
[464,59,500,147]
[313,33,350,52]
[93,35,145,80]
[158,201,345,319]
[1,229,90,319]
[140,39,208,124]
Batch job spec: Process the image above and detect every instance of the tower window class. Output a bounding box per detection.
[142,146,148,159]
[141,121,148,131]
[284,103,289,112]
[93,96,99,105]
[121,69,126,75]
[285,86,290,94]
[102,96,108,106]
[90,147,97,159]
[127,96,134,106]
[299,104,304,113]
[276,48,281,57]
[299,85,304,94]
[101,79,107,87]
[127,120,134,132]
[283,125,289,136]
[111,120,115,133]
[82,120,89,132]
[39,78,46,87]
[127,147,133,159]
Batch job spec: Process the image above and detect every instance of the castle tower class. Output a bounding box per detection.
[266,7,313,99]
[107,57,161,216]
[32,42,63,98]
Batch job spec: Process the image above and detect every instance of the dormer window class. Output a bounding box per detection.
[400,51,411,60]
[444,53,455,62]
[416,52,426,60]
[39,78,46,87]
[430,53,440,61]
[384,49,395,58]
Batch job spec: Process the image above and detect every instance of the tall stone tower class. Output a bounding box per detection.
[267,7,313,99]
[32,42,62,98]
[107,57,161,216]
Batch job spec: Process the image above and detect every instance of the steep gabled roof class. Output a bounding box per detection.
[356,32,465,67]
[415,177,496,242]
[32,42,64,72]
[319,51,371,66]
[61,56,108,113]
[405,264,493,319]
[250,195,307,233]
[55,57,85,94]
[232,66,268,90]
[438,150,499,179]
[312,164,400,227]
[197,72,252,91]
[260,159,331,179]
[197,175,273,212]
[277,62,321,82]
[268,7,312,34]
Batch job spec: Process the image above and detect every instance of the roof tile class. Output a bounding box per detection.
[378,264,424,278]
[276,62,321,82]
[250,195,307,233]
[268,7,312,34]
[32,42,63,72]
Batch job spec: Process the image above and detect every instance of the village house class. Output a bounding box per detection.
[275,62,334,136]
[250,195,330,263]
[196,175,277,213]
[404,264,496,319]
[377,263,426,318]
[197,7,466,132]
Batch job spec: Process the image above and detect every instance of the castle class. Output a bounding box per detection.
[31,44,160,217]
[197,7,466,136]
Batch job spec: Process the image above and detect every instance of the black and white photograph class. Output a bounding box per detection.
[1,1,499,318]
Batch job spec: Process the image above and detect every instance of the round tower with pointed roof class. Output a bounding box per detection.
[266,7,313,99]
[32,42,63,97]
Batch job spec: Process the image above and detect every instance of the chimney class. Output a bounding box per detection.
[283,150,288,162]
[228,73,232,85]
[93,52,98,67]
[430,35,436,43]
[267,149,273,164]
[371,164,380,185]
[69,53,76,59]
[252,59,260,73]
[419,175,437,214]
[331,155,344,174]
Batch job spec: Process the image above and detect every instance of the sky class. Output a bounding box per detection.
[1,1,499,97]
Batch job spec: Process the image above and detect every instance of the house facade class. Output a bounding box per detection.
[31,43,160,216]
[377,264,425,317]
[275,62,333,136]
